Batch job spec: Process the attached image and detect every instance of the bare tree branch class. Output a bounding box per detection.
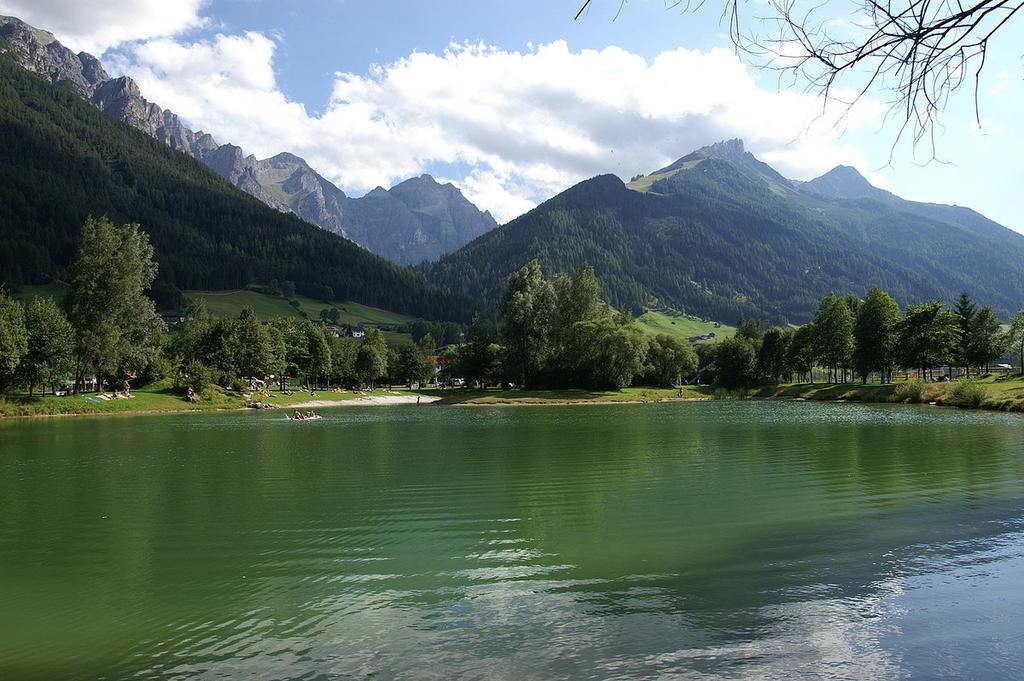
[576,0,1023,157]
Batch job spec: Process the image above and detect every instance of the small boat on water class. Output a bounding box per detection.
[291,411,321,421]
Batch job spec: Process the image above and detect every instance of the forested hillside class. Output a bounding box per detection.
[426,141,1024,324]
[0,52,476,321]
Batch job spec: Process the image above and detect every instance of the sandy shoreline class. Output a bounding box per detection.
[288,395,441,408]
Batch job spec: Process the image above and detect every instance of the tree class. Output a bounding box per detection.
[576,0,1021,151]
[736,317,766,342]
[396,343,434,386]
[500,260,557,387]
[355,328,388,386]
[233,308,276,379]
[896,302,958,377]
[268,317,309,388]
[456,315,501,387]
[813,295,855,382]
[19,297,75,396]
[787,323,818,382]
[1008,310,1024,376]
[715,336,757,389]
[328,335,358,386]
[305,323,333,388]
[967,305,1005,373]
[574,316,650,389]
[853,288,901,382]
[0,290,27,394]
[756,327,793,384]
[645,333,698,387]
[66,217,165,391]
[953,291,978,374]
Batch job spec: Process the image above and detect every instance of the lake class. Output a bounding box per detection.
[2,401,1023,680]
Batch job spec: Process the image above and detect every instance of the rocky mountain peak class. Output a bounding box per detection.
[700,138,746,160]
[0,15,109,95]
[802,165,895,203]
[1,13,502,265]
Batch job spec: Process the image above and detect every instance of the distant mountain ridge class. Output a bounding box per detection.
[0,38,477,321]
[427,139,1024,324]
[0,15,497,264]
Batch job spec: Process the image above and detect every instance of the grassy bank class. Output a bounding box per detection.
[722,374,1024,413]
[416,386,687,405]
[0,383,414,418]
[4,376,1022,418]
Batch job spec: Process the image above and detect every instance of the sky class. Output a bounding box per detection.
[2,0,1022,230]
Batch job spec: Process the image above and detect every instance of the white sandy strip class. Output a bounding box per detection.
[288,395,440,408]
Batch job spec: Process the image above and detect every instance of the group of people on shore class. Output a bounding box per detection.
[98,381,133,401]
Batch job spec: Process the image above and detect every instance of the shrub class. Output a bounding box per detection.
[946,379,988,409]
[713,387,744,401]
[174,360,215,393]
[893,378,927,403]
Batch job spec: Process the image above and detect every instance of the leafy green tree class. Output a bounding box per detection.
[0,290,28,394]
[396,343,434,386]
[328,335,358,386]
[574,316,649,389]
[813,294,855,382]
[715,336,757,389]
[645,333,698,387]
[355,328,388,386]
[896,302,958,378]
[19,297,75,396]
[456,315,502,387]
[501,260,556,387]
[853,288,901,383]
[417,333,437,357]
[305,323,332,388]
[1008,310,1024,376]
[736,317,766,342]
[967,305,1004,374]
[268,317,309,386]
[786,323,818,382]
[233,308,276,378]
[755,327,793,384]
[66,217,165,390]
[554,265,602,335]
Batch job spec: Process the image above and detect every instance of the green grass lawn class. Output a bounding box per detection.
[185,289,417,346]
[186,289,415,325]
[635,309,735,342]
[711,373,1024,412]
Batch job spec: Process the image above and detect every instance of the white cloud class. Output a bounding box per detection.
[111,36,885,222]
[0,0,207,54]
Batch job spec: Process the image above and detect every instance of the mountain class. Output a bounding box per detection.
[425,140,1024,324]
[800,164,1016,243]
[0,15,497,265]
[0,42,477,321]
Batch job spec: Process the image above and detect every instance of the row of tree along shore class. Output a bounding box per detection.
[1,219,1023,405]
[712,289,1024,389]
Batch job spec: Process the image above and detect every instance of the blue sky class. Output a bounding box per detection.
[2,0,1022,231]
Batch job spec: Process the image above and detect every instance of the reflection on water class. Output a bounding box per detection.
[1,402,1023,680]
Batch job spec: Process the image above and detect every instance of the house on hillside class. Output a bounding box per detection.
[161,313,187,327]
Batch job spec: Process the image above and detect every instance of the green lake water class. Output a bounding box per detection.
[1,401,1023,680]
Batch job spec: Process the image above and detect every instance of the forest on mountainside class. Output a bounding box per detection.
[0,51,477,322]
[426,154,1024,325]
